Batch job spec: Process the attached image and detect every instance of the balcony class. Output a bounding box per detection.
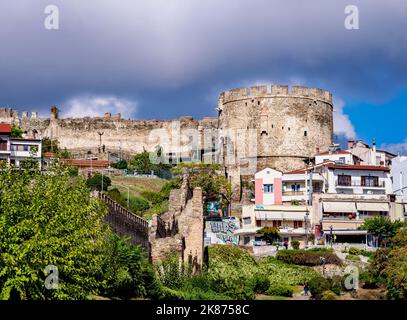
[282,191,305,196]
[0,143,10,154]
[336,181,385,188]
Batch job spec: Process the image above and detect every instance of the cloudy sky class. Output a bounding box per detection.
[0,0,406,153]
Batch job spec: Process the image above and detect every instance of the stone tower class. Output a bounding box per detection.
[217,85,334,207]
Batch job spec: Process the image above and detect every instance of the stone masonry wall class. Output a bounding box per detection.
[149,175,204,271]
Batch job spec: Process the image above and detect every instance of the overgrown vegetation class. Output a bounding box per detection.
[358,228,407,300]
[0,164,170,300]
[155,245,319,300]
[276,248,342,266]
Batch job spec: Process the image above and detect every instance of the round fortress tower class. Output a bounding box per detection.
[217,85,333,202]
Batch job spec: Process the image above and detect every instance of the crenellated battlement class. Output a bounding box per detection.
[0,107,39,120]
[219,85,333,105]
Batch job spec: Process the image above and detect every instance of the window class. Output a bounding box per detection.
[338,157,346,164]
[294,221,303,228]
[338,175,351,186]
[304,130,307,136]
[244,237,250,245]
[291,184,301,192]
[243,217,252,225]
[273,220,282,228]
[0,139,7,151]
[361,175,379,187]
[263,184,273,193]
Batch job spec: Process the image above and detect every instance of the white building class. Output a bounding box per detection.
[0,123,42,169]
[392,155,407,201]
[236,148,396,246]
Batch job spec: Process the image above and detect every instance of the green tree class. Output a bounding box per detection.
[172,163,232,212]
[0,165,110,299]
[86,174,111,192]
[113,159,127,170]
[11,127,23,138]
[360,216,405,246]
[41,137,59,155]
[59,147,71,159]
[256,227,280,244]
[128,148,172,178]
[101,234,160,298]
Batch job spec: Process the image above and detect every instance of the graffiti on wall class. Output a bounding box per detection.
[206,217,240,245]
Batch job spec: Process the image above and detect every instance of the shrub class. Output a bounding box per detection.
[348,247,361,255]
[321,290,337,300]
[309,276,331,299]
[266,284,293,297]
[113,160,127,169]
[276,249,342,266]
[158,287,186,300]
[291,240,300,249]
[86,174,111,191]
[360,271,379,289]
[107,188,125,204]
[129,196,150,213]
[252,274,271,294]
[141,190,165,205]
[346,254,361,261]
[329,275,343,295]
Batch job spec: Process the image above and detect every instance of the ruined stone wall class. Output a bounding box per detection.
[149,175,204,271]
[0,107,218,158]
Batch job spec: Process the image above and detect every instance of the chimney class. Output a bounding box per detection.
[372,139,376,152]
[347,140,355,150]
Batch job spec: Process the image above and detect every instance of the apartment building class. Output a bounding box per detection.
[0,123,42,169]
[236,148,396,246]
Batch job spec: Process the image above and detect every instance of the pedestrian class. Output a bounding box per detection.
[304,282,309,296]
[284,240,288,250]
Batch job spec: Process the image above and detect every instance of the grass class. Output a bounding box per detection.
[109,176,168,219]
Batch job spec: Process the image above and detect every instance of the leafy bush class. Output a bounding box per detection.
[346,254,361,261]
[101,234,160,299]
[276,249,342,266]
[348,247,361,255]
[329,275,343,295]
[107,188,125,205]
[129,196,150,213]
[360,271,380,289]
[113,160,128,169]
[86,174,111,191]
[252,274,271,294]
[141,190,166,205]
[291,240,300,249]
[260,256,319,286]
[321,290,337,300]
[266,284,293,297]
[158,287,186,300]
[309,276,331,300]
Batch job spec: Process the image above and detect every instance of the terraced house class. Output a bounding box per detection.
[0,123,42,169]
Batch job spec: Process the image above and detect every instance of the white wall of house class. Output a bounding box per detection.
[315,153,353,165]
[326,169,391,195]
[391,156,407,202]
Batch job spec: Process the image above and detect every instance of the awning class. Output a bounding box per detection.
[322,229,368,235]
[323,202,356,213]
[255,211,307,221]
[356,202,389,212]
[234,227,261,236]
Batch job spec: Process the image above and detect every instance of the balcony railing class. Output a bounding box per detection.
[336,181,385,188]
[282,191,305,196]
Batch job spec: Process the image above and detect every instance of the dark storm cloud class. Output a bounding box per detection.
[0,0,406,120]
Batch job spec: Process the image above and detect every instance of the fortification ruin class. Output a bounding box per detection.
[1,85,333,212]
